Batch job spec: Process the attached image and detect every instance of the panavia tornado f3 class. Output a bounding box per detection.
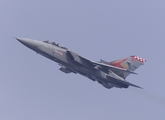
[16,38,146,89]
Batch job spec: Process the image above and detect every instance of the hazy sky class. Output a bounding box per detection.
[1,1,165,120]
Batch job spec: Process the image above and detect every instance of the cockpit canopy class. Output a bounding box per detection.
[43,40,68,50]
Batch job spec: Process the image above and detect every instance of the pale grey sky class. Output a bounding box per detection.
[1,0,165,120]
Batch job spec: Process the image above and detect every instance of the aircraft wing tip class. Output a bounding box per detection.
[126,81,143,89]
[130,84,143,89]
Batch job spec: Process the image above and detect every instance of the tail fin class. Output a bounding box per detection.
[101,56,146,78]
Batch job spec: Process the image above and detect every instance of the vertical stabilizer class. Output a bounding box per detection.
[101,56,146,78]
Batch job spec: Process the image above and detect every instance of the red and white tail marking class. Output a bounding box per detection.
[132,56,146,63]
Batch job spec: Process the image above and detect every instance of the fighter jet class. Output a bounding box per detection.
[16,38,146,89]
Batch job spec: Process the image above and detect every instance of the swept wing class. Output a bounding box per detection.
[67,50,137,75]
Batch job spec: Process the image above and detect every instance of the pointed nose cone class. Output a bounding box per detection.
[16,38,36,50]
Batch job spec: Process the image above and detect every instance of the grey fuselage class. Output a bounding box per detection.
[17,38,129,89]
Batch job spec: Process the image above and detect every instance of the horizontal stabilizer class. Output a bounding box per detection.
[126,82,143,89]
[106,75,142,89]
